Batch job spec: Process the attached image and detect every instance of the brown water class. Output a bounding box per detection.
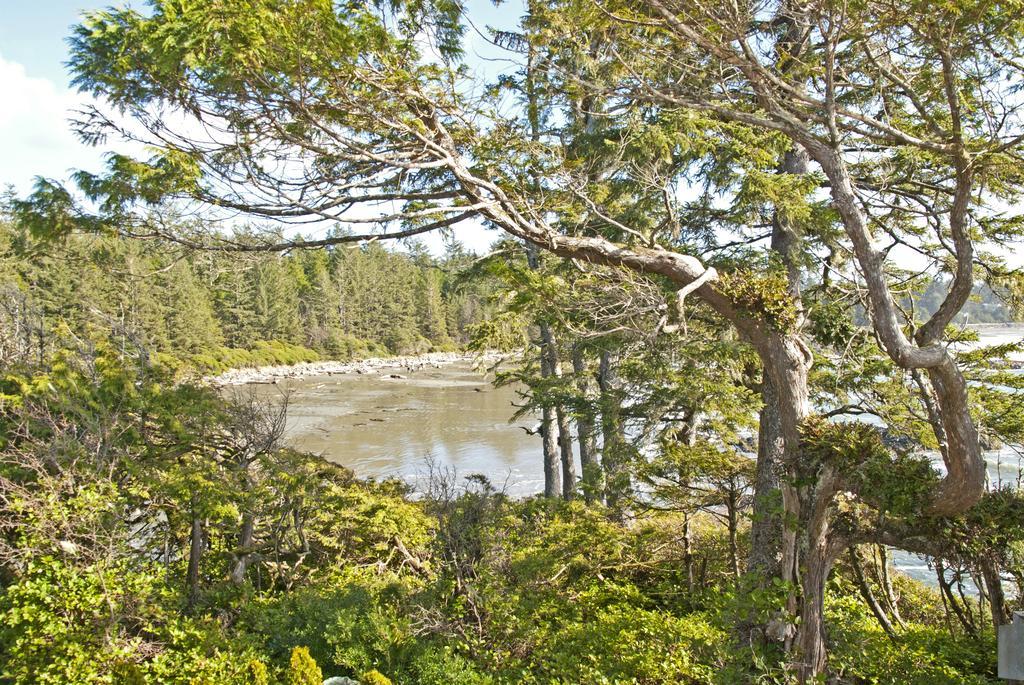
[245,362,544,494]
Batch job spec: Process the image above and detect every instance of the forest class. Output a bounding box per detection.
[2,1,1024,683]
[0,210,500,372]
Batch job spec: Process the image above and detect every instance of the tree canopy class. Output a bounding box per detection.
[9,0,1024,681]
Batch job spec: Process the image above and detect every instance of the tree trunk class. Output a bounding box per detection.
[526,243,562,499]
[572,345,601,503]
[936,558,978,637]
[598,350,629,516]
[749,139,809,580]
[727,487,741,580]
[683,513,695,594]
[540,406,560,498]
[756,336,811,651]
[748,371,787,579]
[540,327,576,499]
[875,545,905,628]
[753,126,809,561]
[186,505,204,608]
[789,459,844,683]
[980,557,1009,632]
[796,532,837,681]
[230,513,257,586]
[556,404,576,500]
[849,546,897,638]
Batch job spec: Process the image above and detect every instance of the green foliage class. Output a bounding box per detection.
[827,593,998,684]
[801,418,940,519]
[0,218,499,375]
[0,557,257,684]
[287,646,323,685]
[524,596,725,684]
[937,487,1024,563]
[246,659,271,685]
[191,341,322,375]
[406,645,494,685]
[361,669,394,685]
[807,298,860,349]
[716,269,799,333]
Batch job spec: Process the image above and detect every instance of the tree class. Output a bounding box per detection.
[17,0,1024,679]
[642,441,756,582]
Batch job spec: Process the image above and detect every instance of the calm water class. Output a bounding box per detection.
[246,361,545,494]
[247,326,1024,585]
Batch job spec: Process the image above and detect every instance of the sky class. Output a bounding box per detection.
[0,1,114,196]
[0,0,518,253]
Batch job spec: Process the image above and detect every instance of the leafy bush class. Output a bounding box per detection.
[192,340,322,375]
[524,590,726,684]
[287,646,323,685]
[360,669,394,685]
[0,558,258,684]
[827,594,999,684]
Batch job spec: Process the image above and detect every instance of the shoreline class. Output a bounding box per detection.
[208,350,505,386]
[207,322,1024,386]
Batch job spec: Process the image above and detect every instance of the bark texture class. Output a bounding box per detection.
[572,345,602,503]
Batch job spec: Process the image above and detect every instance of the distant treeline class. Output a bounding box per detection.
[912,277,1018,324]
[0,218,499,374]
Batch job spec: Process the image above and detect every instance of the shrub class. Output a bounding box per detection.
[287,646,323,685]
[0,558,258,684]
[361,670,393,685]
[407,645,494,685]
[826,592,998,684]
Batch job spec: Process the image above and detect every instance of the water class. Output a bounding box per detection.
[247,325,1024,585]
[892,442,1023,588]
[246,361,545,494]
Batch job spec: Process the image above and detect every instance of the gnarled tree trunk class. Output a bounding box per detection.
[229,512,257,586]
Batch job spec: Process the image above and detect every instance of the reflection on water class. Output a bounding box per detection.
[247,324,1024,587]
[247,362,545,495]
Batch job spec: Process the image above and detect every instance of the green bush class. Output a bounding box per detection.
[245,660,271,685]
[407,645,494,685]
[287,646,323,685]
[188,340,322,375]
[361,669,394,685]
[826,593,999,684]
[528,596,725,684]
[0,558,257,684]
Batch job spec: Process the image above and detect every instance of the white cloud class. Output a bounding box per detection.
[0,53,104,194]
[0,54,501,254]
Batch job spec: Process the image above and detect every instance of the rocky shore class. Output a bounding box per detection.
[208,350,504,386]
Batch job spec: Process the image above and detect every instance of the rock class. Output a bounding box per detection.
[765,615,796,642]
[206,350,508,386]
[322,677,361,685]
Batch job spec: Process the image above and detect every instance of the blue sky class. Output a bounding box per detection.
[0,2,113,83]
[0,1,519,252]
[0,2,118,197]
